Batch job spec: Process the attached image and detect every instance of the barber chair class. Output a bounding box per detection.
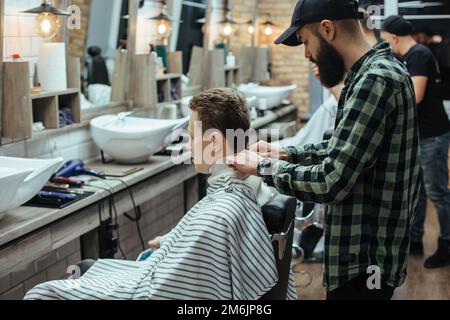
[75,194,297,300]
[260,194,297,300]
[294,202,326,261]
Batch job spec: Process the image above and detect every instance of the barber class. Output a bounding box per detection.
[381,16,450,268]
[228,0,421,300]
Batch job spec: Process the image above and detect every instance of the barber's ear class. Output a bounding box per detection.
[319,20,336,41]
[392,34,399,45]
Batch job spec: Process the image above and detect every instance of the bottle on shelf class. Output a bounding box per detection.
[226,51,236,67]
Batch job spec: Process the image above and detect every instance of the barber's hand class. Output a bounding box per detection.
[226,150,263,176]
[249,141,287,160]
[148,236,161,249]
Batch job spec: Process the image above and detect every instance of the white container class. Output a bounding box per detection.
[226,52,236,67]
[38,42,67,92]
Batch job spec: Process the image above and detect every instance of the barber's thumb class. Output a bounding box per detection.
[226,156,236,166]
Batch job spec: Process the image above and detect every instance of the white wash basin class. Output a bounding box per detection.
[91,115,190,163]
[238,83,297,110]
[0,168,34,218]
[0,157,64,215]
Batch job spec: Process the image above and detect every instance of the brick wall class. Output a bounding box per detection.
[0,239,82,300]
[114,183,186,261]
[257,0,310,115]
[229,0,257,53]
[2,0,46,86]
[230,0,311,115]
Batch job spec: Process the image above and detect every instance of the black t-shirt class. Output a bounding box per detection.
[403,43,450,138]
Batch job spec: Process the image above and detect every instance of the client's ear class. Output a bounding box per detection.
[210,131,225,157]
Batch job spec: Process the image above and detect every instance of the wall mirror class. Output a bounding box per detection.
[78,0,135,120]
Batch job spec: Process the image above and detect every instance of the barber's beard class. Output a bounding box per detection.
[311,35,346,88]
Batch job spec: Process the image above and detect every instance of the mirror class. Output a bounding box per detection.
[174,0,206,75]
[80,0,131,111]
[173,0,206,96]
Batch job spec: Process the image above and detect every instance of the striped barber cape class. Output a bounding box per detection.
[25,175,297,300]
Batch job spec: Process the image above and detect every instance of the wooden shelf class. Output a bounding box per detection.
[132,52,183,109]
[31,88,79,100]
[204,50,240,89]
[32,123,84,139]
[225,65,240,88]
[224,65,240,71]
[156,99,182,107]
[1,59,82,140]
[156,73,182,81]
[156,71,182,104]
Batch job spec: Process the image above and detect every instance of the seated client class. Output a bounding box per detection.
[24,88,297,300]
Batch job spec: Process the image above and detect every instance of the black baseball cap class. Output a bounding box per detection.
[275,0,363,46]
[382,15,413,36]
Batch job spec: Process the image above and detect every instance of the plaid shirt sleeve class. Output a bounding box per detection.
[282,141,329,166]
[266,73,393,204]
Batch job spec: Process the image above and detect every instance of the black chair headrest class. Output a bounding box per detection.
[262,194,297,235]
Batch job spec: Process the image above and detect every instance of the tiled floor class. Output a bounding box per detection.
[293,148,450,300]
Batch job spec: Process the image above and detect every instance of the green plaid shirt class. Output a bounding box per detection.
[266,42,421,292]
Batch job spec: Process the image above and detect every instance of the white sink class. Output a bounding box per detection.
[0,168,34,219]
[238,83,297,110]
[0,157,64,215]
[91,114,190,164]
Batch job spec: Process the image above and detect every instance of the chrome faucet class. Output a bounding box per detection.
[117,112,133,121]
[115,112,133,127]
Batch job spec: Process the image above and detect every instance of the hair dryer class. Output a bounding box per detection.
[55,160,104,179]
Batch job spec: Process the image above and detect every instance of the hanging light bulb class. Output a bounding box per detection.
[245,20,255,35]
[35,12,59,38]
[264,25,273,36]
[223,23,233,37]
[157,19,172,38]
[22,1,70,39]
[149,3,181,42]
[261,14,276,38]
[218,8,237,39]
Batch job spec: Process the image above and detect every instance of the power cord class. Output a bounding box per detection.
[89,183,127,259]
[104,178,146,252]
[89,178,146,252]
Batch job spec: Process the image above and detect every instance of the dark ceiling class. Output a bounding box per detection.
[360,0,450,36]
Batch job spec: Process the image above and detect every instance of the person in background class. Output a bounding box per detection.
[412,26,450,100]
[382,16,450,269]
[411,26,434,47]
